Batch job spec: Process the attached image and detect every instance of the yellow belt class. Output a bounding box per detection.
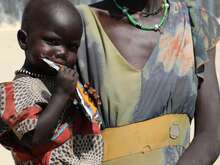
[102,114,190,162]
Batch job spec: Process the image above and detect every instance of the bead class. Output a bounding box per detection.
[113,0,169,31]
[154,24,159,30]
[164,3,170,8]
[122,7,128,13]
[137,23,142,28]
[84,83,89,89]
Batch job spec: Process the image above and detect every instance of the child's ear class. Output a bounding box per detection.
[17,29,28,50]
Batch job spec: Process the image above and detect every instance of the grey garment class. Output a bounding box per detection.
[133,68,198,122]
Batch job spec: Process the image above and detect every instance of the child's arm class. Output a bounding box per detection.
[22,66,78,148]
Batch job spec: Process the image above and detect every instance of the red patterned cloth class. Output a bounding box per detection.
[0,77,103,165]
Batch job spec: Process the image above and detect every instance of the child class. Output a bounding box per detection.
[0,0,103,164]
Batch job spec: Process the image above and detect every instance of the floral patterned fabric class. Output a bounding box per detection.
[188,1,220,80]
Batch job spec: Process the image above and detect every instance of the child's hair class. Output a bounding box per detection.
[21,0,81,33]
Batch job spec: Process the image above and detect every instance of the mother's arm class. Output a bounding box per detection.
[177,47,220,165]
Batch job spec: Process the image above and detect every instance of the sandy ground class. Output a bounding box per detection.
[0,24,220,164]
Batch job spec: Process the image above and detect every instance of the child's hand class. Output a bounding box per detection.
[55,66,78,98]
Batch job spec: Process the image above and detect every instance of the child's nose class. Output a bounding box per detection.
[55,47,67,58]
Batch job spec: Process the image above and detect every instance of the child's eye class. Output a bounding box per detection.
[43,38,61,46]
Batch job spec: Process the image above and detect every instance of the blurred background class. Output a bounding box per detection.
[0,0,219,164]
[0,0,219,25]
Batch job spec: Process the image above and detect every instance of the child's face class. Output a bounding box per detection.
[25,11,82,74]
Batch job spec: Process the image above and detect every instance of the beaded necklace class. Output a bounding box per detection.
[112,0,170,31]
[141,6,163,17]
[15,69,47,78]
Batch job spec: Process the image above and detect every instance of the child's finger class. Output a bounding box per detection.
[59,65,65,72]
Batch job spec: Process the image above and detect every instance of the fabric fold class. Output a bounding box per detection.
[188,3,220,81]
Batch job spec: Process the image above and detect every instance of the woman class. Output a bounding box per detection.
[77,0,220,164]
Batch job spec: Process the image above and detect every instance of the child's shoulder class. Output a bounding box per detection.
[0,77,50,115]
[0,77,51,140]
[0,76,49,97]
[1,76,43,85]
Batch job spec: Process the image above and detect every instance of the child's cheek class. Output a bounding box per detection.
[38,44,53,57]
[67,53,77,66]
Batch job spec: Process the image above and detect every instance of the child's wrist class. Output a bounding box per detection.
[54,87,72,99]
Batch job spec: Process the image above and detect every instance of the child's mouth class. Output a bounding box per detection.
[42,58,61,71]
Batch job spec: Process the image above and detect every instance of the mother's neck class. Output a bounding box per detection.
[107,0,164,13]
